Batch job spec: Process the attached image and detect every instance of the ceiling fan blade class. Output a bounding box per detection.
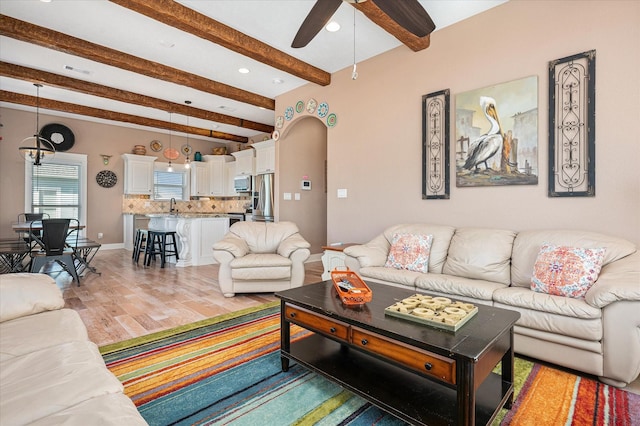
[292,0,343,48]
[372,0,436,37]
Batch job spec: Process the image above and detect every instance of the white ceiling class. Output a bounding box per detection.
[0,0,507,143]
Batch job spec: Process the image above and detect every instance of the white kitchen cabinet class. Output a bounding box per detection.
[253,139,275,174]
[231,149,255,176]
[204,155,234,196]
[225,161,237,196]
[122,154,156,195]
[190,161,210,197]
[175,216,230,266]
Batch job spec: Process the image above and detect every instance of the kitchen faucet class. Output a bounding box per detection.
[169,198,177,214]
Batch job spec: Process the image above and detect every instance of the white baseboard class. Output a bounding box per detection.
[306,253,322,263]
[99,243,125,250]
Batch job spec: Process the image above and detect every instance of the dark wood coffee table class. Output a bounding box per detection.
[276,281,520,426]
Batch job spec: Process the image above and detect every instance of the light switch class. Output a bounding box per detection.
[294,193,300,200]
[283,192,292,200]
[337,188,348,198]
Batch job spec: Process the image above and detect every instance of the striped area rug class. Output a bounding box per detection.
[101,303,640,426]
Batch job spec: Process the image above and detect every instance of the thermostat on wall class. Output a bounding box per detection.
[301,179,311,190]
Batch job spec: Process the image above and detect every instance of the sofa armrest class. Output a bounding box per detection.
[0,273,64,322]
[343,236,389,268]
[585,251,640,308]
[277,233,311,258]
[212,234,250,258]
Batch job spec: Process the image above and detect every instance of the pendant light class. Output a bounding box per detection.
[184,100,191,169]
[18,84,55,166]
[351,8,358,80]
[167,111,174,172]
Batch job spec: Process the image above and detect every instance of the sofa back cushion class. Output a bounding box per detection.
[442,227,516,285]
[511,229,637,288]
[382,224,455,274]
[0,273,64,322]
[229,221,301,254]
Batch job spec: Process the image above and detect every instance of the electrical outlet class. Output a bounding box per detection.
[97,233,103,239]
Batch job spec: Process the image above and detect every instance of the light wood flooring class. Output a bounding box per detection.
[48,248,324,347]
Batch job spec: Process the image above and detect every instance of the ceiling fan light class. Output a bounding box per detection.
[325,21,340,32]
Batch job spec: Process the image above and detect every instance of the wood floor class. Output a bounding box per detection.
[49,249,324,347]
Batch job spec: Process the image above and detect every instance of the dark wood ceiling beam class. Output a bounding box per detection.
[0,62,274,135]
[108,0,331,87]
[353,2,431,52]
[0,90,248,143]
[0,14,274,110]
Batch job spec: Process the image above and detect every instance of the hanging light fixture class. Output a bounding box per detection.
[184,100,192,169]
[18,83,55,166]
[167,111,174,172]
[351,8,358,80]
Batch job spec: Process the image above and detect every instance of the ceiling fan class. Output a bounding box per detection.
[291,0,436,48]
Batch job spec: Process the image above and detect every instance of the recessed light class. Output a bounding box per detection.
[40,0,52,3]
[238,68,250,74]
[63,65,91,75]
[326,21,340,32]
[159,39,175,48]
[272,78,284,84]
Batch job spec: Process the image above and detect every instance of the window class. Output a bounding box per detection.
[25,152,87,227]
[154,164,189,200]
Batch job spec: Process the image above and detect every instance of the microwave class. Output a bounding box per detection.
[234,175,252,192]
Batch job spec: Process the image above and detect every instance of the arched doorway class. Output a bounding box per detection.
[277,116,327,256]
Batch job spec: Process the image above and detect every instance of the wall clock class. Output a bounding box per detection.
[96,170,117,188]
[40,123,75,152]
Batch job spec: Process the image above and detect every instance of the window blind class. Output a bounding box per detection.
[154,170,185,200]
[31,163,80,219]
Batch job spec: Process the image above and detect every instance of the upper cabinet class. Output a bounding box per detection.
[231,149,255,176]
[122,154,156,195]
[190,161,210,197]
[253,139,275,174]
[225,161,237,197]
[204,155,234,196]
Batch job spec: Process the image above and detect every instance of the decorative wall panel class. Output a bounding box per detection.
[422,89,450,199]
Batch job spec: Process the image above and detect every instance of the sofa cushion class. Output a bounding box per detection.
[358,266,422,287]
[0,341,124,425]
[493,287,602,319]
[385,233,433,273]
[415,273,507,302]
[442,228,516,285]
[0,309,88,361]
[531,244,605,298]
[511,229,637,288]
[0,273,64,323]
[27,393,149,426]
[382,224,455,274]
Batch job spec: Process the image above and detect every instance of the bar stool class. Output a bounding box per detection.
[144,230,179,268]
[132,229,148,264]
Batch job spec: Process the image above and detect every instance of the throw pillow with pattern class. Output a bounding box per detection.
[385,233,433,273]
[531,244,606,298]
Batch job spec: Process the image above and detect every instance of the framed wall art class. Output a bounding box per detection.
[422,89,450,199]
[455,76,538,187]
[548,50,596,197]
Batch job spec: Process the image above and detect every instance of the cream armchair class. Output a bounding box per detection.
[212,221,311,297]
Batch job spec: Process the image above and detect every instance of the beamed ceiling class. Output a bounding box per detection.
[0,0,507,144]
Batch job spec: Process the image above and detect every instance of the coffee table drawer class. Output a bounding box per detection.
[284,304,349,341]
[352,327,456,384]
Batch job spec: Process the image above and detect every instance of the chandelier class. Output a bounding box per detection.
[18,84,55,166]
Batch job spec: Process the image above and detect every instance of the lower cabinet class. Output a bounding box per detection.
[175,217,229,266]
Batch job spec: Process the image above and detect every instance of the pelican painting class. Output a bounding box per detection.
[463,96,504,171]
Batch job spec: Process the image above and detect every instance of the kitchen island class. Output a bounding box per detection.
[123,213,230,267]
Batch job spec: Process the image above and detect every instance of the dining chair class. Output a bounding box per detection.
[29,218,80,285]
[17,212,50,242]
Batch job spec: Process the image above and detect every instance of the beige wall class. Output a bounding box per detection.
[277,117,327,253]
[0,109,230,244]
[276,0,640,246]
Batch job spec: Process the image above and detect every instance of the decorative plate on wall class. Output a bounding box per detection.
[150,140,162,152]
[181,144,193,156]
[164,147,180,160]
[40,123,75,152]
[96,170,117,188]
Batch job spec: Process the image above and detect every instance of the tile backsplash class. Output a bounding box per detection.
[122,195,251,214]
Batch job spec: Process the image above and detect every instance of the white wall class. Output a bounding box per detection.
[276,0,640,246]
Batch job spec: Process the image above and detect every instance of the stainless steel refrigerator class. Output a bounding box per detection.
[252,173,274,222]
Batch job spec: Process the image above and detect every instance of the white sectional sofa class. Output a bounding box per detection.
[0,273,148,426]
[343,224,640,387]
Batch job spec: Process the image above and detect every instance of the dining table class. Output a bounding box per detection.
[0,239,31,273]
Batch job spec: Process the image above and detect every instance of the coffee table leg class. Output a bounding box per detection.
[280,300,290,372]
[457,361,475,426]
[502,330,516,408]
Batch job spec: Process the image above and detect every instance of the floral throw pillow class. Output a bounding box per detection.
[531,244,606,298]
[385,233,433,273]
